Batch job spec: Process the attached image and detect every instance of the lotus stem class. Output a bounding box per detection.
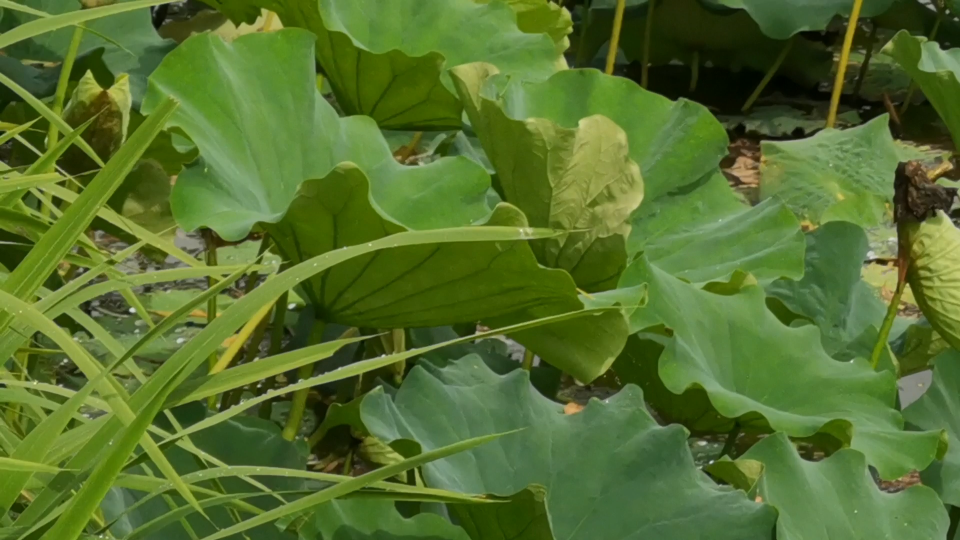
[282,320,327,440]
[258,290,289,419]
[742,38,793,112]
[46,25,84,160]
[395,132,423,164]
[202,229,219,409]
[574,0,594,68]
[641,0,655,86]
[852,22,877,103]
[392,328,407,385]
[242,233,271,295]
[901,12,943,116]
[718,422,741,459]
[826,0,866,128]
[689,50,700,93]
[605,0,628,75]
[870,259,907,370]
[521,348,535,371]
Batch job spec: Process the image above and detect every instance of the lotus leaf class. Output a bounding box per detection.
[452,63,644,291]
[902,212,960,352]
[903,350,960,506]
[581,0,832,87]
[711,433,949,540]
[700,0,899,39]
[631,171,804,284]
[0,0,175,102]
[617,257,945,479]
[475,0,573,54]
[760,115,900,228]
[360,354,778,540]
[451,63,803,286]
[299,499,470,540]
[63,71,131,164]
[144,30,641,382]
[767,221,887,356]
[884,31,960,153]
[248,0,562,130]
[893,318,949,377]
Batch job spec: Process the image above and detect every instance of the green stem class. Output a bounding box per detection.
[46,25,84,161]
[574,0,593,68]
[641,0,655,87]
[742,38,793,112]
[689,50,700,93]
[605,0,628,75]
[391,328,406,385]
[826,0,866,128]
[521,349,535,372]
[242,233,272,296]
[870,269,906,370]
[258,291,289,419]
[221,310,273,411]
[282,320,326,441]
[202,229,219,409]
[718,422,742,459]
[852,22,877,103]
[901,14,943,116]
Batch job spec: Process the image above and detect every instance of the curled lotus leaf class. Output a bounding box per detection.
[902,211,960,352]
[63,71,131,162]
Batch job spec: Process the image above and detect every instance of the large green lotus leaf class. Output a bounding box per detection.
[767,221,887,356]
[630,170,804,284]
[617,257,945,480]
[257,0,562,130]
[266,167,642,382]
[0,0,176,102]
[581,0,832,87]
[451,63,643,291]
[360,354,778,540]
[884,32,960,150]
[903,350,960,506]
[143,29,492,241]
[299,499,469,540]
[475,0,573,54]
[760,115,899,228]
[143,31,640,382]
[720,433,949,540]
[701,0,898,39]
[902,212,960,352]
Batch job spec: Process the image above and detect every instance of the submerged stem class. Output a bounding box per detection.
[826,0,866,127]
[392,328,407,385]
[742,38,793,112]
[202,229,219,409]
[605,0,628,75]
[852,22,877,102]
[718,422,742,460]
[282,320,326,441]
[521,349,535,372]
[640,0,655,87]
[689,50,700,93]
